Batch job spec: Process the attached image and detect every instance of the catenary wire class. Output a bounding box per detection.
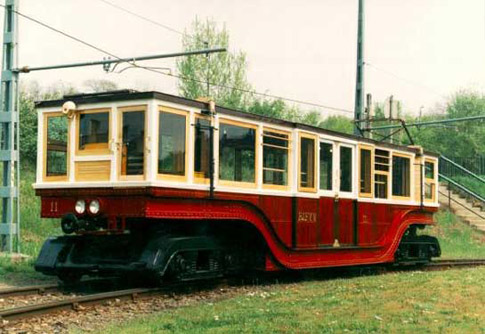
[2,5,355,114]
[96,0,184,37]
[365,62,447,99]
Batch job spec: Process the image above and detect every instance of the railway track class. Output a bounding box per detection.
[1,259,484,323]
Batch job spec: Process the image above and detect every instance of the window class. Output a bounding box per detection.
[425,161,435,179]
[78,111,109,153]
[299,135,316,191]
[219,122,256,184]
[45,115,68,179]
[263,130,289,187]
[120,110,145,176]
[158,111,187,177]
[425,160,436,200]
[319,142,333,190]
[392,155,411,197]
[374,149,390,198]
[194,117,210,180]
[340,146,353,192]
[359,147,372,196]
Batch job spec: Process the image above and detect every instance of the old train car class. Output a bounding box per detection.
[33,90,440,282]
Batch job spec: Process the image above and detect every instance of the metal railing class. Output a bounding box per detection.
[438,156,485,218]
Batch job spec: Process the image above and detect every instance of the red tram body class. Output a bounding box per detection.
[34,91,440,282]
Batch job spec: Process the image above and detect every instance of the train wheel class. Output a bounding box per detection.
[165,252,191,282]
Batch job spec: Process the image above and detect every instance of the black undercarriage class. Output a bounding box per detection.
[34,221,441,284]
[35,220,266,284]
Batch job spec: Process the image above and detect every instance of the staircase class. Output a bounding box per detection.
[439,156,485,233]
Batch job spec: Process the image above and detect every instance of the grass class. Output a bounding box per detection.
[96,267,485,334]
[0,165,60,283]
[427,209,485,259]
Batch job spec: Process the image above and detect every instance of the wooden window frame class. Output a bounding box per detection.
[391,152,412,200]
[156,106,189,183]
[424,158,437,203]
[43,112,70,182]
[75,108,111,156]
[117,105,148,181]
[262,127,291,191]
[218,118,258,189]
[298,132,318,193]
[374,148,390,199]
[358,144,374,198]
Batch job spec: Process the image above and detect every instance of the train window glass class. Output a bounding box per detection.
[375,174,388,198]
[120,111,145,176]
[319,142,333,190]
[158,111,186,176]
[425,160,436,200]
[78,111,109,153]
[374,149,389,198]
[425,161,435,179]
[392,155,410,197]
[300,136,316,190]
[262,130,289,187]
[359,148,372,195]
[219,122,256,183]
[194,117,210,180]
[46,115,68,178]
[340,146,353,192]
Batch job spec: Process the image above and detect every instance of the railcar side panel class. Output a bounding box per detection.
[318,197,334,246]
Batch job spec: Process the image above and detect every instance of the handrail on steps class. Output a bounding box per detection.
[439,174,485,204]
[440,155,485,184]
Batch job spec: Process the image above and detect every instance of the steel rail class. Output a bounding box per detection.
[0,280,224,322]
[0,261,484,322]
[0,277,121,298]
[0,283,59,298]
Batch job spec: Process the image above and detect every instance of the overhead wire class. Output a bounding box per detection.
[365,62,447,99]
[2,4,354,114]
[96,0,184,37]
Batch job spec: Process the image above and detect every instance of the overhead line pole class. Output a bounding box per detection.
[353,0,365,135]
[0,0,19,253]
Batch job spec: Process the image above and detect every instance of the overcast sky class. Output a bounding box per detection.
[11,0,485,117]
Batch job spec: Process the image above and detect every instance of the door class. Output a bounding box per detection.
[335,143,356,245]
[118,108,146,180]
[319,142,357,246]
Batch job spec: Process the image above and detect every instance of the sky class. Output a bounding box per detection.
[9,0,485,118]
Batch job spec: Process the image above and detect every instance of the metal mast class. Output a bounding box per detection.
[0,0,19,252]
[354,0,365,135]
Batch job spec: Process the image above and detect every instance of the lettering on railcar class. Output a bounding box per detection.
[298,211,317,223]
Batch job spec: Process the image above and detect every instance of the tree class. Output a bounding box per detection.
[320,115,353,134]
[177,19,253,110]
[83,79,118,93]
[412,90,485,158]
